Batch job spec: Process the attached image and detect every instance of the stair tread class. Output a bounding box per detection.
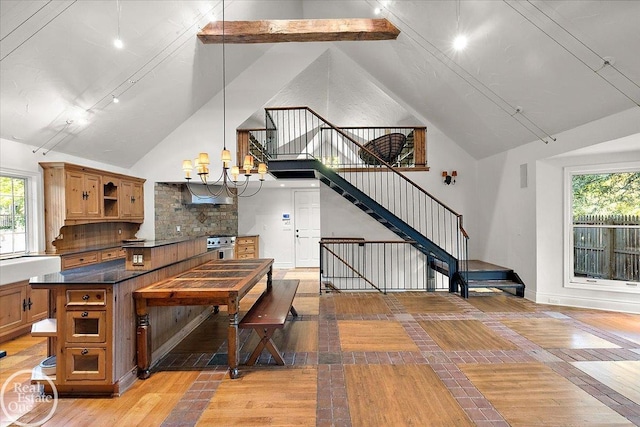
[467,279,522,287]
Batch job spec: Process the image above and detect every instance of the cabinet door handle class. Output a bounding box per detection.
[23,299,27,312]
[81,311,89,317]
[82,294,90,301]
[27,298,33,310]
[81,349,89,356]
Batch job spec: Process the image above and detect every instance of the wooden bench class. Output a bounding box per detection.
[239,279,299,365]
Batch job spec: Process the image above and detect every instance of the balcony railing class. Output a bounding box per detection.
[320,239,449,293]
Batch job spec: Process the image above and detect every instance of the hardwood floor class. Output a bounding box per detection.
[1,268,639,426]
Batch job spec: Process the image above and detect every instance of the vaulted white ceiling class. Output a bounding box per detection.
[2,0,639,167]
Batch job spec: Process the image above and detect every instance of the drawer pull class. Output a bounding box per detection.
[82,311,89,317]
[82,294,90,301]
[79,258,84,262]
[81,349,89,355]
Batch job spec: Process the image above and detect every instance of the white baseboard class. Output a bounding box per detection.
[533,291,640,314]
[273,262,294,269]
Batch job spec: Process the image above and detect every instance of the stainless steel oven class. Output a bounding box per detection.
[207,236,236,259]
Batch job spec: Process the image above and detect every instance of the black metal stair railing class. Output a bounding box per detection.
[320,239,443,293]
[264,106,469,289]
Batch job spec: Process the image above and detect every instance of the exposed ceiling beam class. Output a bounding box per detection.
[197,18,400,44]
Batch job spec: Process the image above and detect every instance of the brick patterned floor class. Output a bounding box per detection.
[155,285,640,426]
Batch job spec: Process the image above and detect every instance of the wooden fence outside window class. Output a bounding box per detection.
[574,215,640,282]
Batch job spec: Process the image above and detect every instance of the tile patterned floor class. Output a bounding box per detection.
[154,269,640,426]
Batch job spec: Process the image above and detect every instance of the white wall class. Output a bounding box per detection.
[477,107,640,312]
[238,185,319,269]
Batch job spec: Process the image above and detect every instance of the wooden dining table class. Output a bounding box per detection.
[133,258,274,379]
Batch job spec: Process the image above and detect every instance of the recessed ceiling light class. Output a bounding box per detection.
[374,7,382,15]
[453,34,467,51]
[280,184,285,187]
[112,95,120,104]
[114,38,124,49]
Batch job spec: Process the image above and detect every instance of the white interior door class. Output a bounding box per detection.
[294,190,320,267]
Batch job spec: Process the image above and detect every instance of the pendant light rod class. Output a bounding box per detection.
[222,0,226,150]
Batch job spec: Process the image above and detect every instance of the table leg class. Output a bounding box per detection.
[267,265,273,291]
[227,296,239,379]
[135,299,152,379]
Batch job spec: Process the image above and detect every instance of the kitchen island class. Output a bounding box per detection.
[134,258,274,380]
[29,237,216,396]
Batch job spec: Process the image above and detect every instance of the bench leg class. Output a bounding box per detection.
[246,327,284,366]
[290,305,298,317]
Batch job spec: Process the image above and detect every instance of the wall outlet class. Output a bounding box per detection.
[118,229,122,234]
[176,225,181,232]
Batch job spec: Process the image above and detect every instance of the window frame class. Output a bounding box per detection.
[0,168,40,258]
[563,161,640,294]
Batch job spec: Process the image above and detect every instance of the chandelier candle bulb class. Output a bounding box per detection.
[182,160,193,179]
[221,149,232,168]
[258,163,267,180]
[231,166,239,181]
[198,152,210,165]
[243,155,253,174]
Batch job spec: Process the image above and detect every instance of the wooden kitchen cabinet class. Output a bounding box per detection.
[0,280,49,343]
[235,235,259,259]
[120,179,144,220]
[57,286,112,386]
[102,175,120,219]
[40,162,145,255]
[65,170,101,219]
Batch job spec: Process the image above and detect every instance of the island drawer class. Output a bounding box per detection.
[64,347,106,381]
[66,289,107,306]
[65,310,106,343]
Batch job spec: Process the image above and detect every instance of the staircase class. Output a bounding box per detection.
[269,158,456,271]
[259,106,524,298]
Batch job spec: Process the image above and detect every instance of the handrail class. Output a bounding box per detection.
[321,244,382,292]
[266,106,460,217]
[321,238,418,244]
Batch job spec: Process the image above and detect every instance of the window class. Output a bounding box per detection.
[0,175,28,256]
[565,163,640,292]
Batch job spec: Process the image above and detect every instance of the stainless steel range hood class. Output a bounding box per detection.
[181,184,233,205]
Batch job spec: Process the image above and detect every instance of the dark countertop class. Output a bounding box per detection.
[122,236,206,249]
[29,248,216,286]
[29,259,142,285]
